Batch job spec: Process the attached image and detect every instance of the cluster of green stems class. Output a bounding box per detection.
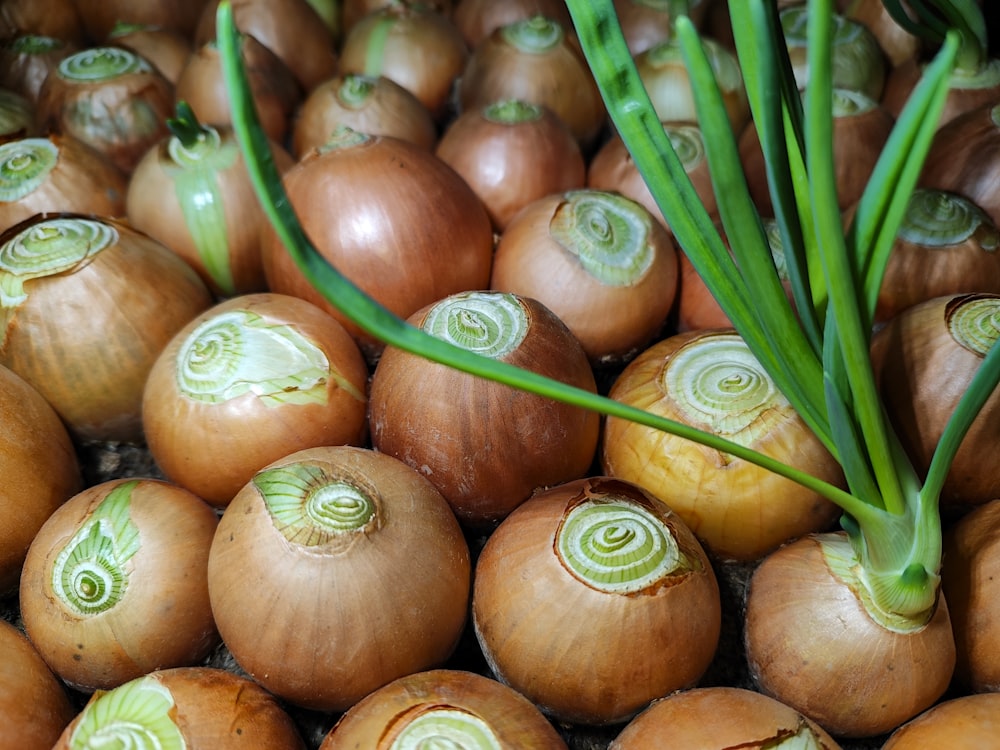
[217,0,1000,620]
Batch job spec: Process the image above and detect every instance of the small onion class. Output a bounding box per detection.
[52,667,307,750]
[319,669,568,749]
[369,290,600,526]
[0,34,78,102]
[0,620,76,750]
[881,693,1000,748]
[489,189,678,365]
[20,478,220,692]
[609,686,842,749]
[72,0,209,41]
[435,99,585,230]
[207,445,471,712]
[452,0,572,49]
[0,213,213,442]
[106,23,194,85]
[143,292,370,507]
[601,330,842,561]
[472,476,722,725]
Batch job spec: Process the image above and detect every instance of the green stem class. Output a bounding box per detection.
[166,101,210,150]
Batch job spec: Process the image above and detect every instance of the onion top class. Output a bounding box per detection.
[0,137,56,199]
[422,291,528,359]
[56,46,153,82]
[67,674,182,750]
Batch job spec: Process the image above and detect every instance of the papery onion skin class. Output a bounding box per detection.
[369,291,600,526]
[0,363,80,593]
[52,667,307,750]
[20,478,220,692]
[608,686,842,749]
[601,330,842,561]
[881,693,1000,749]
[208,446,471,712]
[319,669,568,749]
[744,532,955,738]
[143,292,370,507]
[472,476,721,725]
[0,618,75,749]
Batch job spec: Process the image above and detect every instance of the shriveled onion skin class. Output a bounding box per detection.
[0,620,75,750]
[881,693,1000,749]
[744,532,955,738]
[20,478,220,692]
[609,686,842,749]
[319,669,568,749]
[0,363,80,593]
[208,446,471,712]
[472,476,721,725]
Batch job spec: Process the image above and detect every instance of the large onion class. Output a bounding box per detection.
[881,693,1000,748]
[472,476,721,725]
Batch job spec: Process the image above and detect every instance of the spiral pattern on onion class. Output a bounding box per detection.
[900,189,996,248]
[57,47,151,82]
[0,138,58,200]
[68,675,184,750]
[422,291,527,359]
[388,708,502,750]
[948,295,1000,357]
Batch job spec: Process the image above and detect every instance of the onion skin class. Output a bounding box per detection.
[601,330,842,561]
[472,476,722,725]
[882,57,1000,130]
[0,34,78,102]
[436,100,585,231]
[73,0,209,41]
[613,0,711,56]
[52,667,307,750]
[846,0,920,68]
[452,0,572,49]
[261,132,494,361]
[0,363,80,594]
[319,669,568,749]
[142,293,370,507]
[20,478,220,692]
[609,686,842,749]
[0,0,85,45]
[870,293,1000,506]
[941,499,1000,693]
[107,25,193,85]
[207,445,471,712]
[0,213,213,443]
[369,291,600,526]
[881,693,1000,748]
[0,621,75,750]
[489,189,678,365]
[744,532,955,738]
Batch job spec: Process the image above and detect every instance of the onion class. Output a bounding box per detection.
[72,0,209,41]
[0,0,85,45]
[36,46,175,175]
[369,290,600,526]
[291,73,437,158]
[0,87,37,144]
[609,686,842,749]
[341,0,454,38]
[601,330,842,561]
[435,99,585,230]
[0,213,213,442]
[870,293,1000,506]
[207,445,471,711]
[452,0,571,49]
[319,669,568,749]
[126,104,296,296]
[882,58,1000,130]
[457,15,606,149]
[0,134,128,231]
[339,2,468,122]
[106,24,193,85]
[52,667,307,749]
[472,476,722,725]
[489,189,678,365]
[941,499,1000,693]
[744,531,955,738]
[846,0,921,68]
[0,620,75,750]
[613,0,712,56]
[261,129,494,361]
[20,478,219,691]
[0,34,78,102]
[0,363,80,593]
[142,292,370,507]
[881,693,1000,748]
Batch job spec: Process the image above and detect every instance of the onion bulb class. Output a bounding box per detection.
[0,0,85,45]
[0,88,36,143]
[601,330,842,561]
[20,478,220,692]
[613,0,712,56]
[472,476,721,725]
[0,34,78,102]
[52,667,307,750]
[106,23,193,85]
[369,290,600,526]
[72,0,209,41]
[319,669,568,749]
[452,0,572,49]
[845,0,920,68]
[207,445,471,711]
[881,693,1000,748]
[489,189,678,365]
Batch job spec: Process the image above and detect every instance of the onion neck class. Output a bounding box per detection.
[9,34,64,54]
[337,74,377,109]
[68,674,184,750]
[482,99,543,124]
[422,292,528,359]
[318,124,372,152]
[386,707,503,749]
[501,15,565,54]
[899,188,999,249]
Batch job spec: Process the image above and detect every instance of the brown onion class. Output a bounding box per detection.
[0,0,85,45]
[452,0,571,49]
[0,213,213,442]
[340,0,454,38]
[73,0,209,41]
[745,532,955,738]
[846,0,921,68]
[369,290,600,526]
[261,129,494,361]
[882,56,1000,129]
[52,667,306,749]
[613,0,712,56]
[319,669,568,749]
[207,445,471,711]
[143,293,370,506]
[881,693,1000,748]
[20,478,219,691]
[472,476,722,725]
[0,620,75,749]
[0,34,78,102]
[435,99,585,230]
[489,189,678,365]
[106,24,193,85]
